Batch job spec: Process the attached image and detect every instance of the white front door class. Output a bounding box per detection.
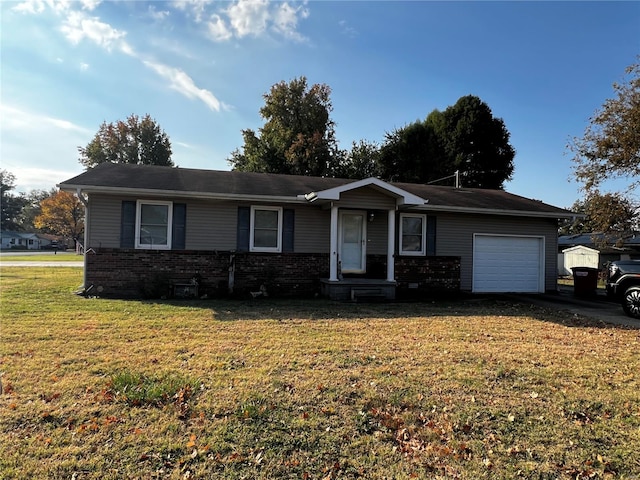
[339,211,366,273]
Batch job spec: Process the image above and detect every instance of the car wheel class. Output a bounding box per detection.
[622,286,640,319]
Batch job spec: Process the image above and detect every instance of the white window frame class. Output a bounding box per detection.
[135,200,173,250]
[250,206,282,253]
[399,213,426,256]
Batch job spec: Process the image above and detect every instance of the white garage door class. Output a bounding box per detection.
[473,235,544,293]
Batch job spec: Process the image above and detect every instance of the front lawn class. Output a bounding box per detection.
[1,268,639,479]
[0,253,82,262]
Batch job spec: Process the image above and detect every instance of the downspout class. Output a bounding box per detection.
[76,188,89,289]
[387,208,395,282]
[329,204,339,281]
[228,253,235,295]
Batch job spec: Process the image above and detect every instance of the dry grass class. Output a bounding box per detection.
[1,267,639,479]
[0,253,82,262]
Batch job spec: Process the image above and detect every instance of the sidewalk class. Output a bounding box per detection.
[512,285,640,329]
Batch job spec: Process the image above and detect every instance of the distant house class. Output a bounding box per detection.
[0,231,52,250]
[558,232,640,269]
[59,163,575,300]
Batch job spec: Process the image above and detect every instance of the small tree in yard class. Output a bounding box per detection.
[34,191,84,247]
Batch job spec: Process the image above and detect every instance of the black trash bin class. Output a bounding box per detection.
[571,267,599,296]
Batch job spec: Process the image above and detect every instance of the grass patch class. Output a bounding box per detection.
[0,253,82,262]
[107,370,200,413]
[1,267,639,479]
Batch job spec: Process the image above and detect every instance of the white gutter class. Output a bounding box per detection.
[58,184,307,204]
[412,204,576,219]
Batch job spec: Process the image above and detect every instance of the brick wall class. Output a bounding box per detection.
[85,249,329,298]
[395,256,461,297]
[85,249,459,299]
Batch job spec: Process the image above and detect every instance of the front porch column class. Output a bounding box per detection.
[387,208,395,281]
[329,204,339,281]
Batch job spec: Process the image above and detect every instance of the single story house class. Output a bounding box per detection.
[59,163,575,300]
[0,231,54,250]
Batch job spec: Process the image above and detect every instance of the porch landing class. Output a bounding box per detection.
[320,278,396,302]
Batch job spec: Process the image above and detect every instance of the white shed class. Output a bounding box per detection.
[559,245,600,276]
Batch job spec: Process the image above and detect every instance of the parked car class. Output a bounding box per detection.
[605,260,640,319]
[42,242,66,250]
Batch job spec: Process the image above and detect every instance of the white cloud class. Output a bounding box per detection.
[0,105,90,192]
[12,0,96,15]
[148,5,170,21]
[143,60,222,112]
[12,0,47,14]
[226,0,269,38]
[207,14,232,41]
[80,62,89,71]
[80,0,101,11]
[60,10,130,53]
[272,2,309,41]
[202,0,308,43]
[172,0,212,23]
[10,0,228,114]
[1,105,92,135]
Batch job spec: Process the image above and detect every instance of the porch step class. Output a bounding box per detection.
[350,287,388,302]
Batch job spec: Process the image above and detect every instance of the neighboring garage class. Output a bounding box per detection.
[472,234,545,293]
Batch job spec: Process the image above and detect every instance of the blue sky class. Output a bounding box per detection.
[1,0,638,209]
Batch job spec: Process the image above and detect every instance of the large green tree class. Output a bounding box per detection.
[377,120,448,184]
[375,95,515,188]
[570,59,640,191]
[336,140,381,179]
[228,77,341,176]
[559,191,638,236]
[430,95,515,189]
[1,170,27,232]
[78,114,173,168]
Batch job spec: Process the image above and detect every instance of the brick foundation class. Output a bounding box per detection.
[84,249,460,299]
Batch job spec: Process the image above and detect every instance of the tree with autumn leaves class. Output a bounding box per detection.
[78,114,173,169]
[567,57,640,236]
[34,191,85,247]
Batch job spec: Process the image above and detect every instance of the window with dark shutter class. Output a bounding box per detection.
[426,216,437,256]
[121,201,136,248]
[172,203,186,250]
[237,206,250,251]
[283,208,295,252]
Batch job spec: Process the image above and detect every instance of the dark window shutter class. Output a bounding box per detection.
[426,216,436,256]
[121,201,136,248]
[172,203,186,250]
[283,208,295,252]
[237,206,250,251]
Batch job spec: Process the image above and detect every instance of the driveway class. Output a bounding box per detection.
[513,285,640,329]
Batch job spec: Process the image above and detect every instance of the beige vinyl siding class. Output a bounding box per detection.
[87,194,334,252]
[186,200,237,250]
[87,194,124,248]
[366,214,388,255]
[294,207,330,252]
[434,212,559,292]
[337,187,396,210]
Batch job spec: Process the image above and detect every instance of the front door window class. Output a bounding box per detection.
[339,211,366,273]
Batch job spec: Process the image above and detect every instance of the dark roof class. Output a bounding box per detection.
[59,163,573,217]
[559,233,640,249]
